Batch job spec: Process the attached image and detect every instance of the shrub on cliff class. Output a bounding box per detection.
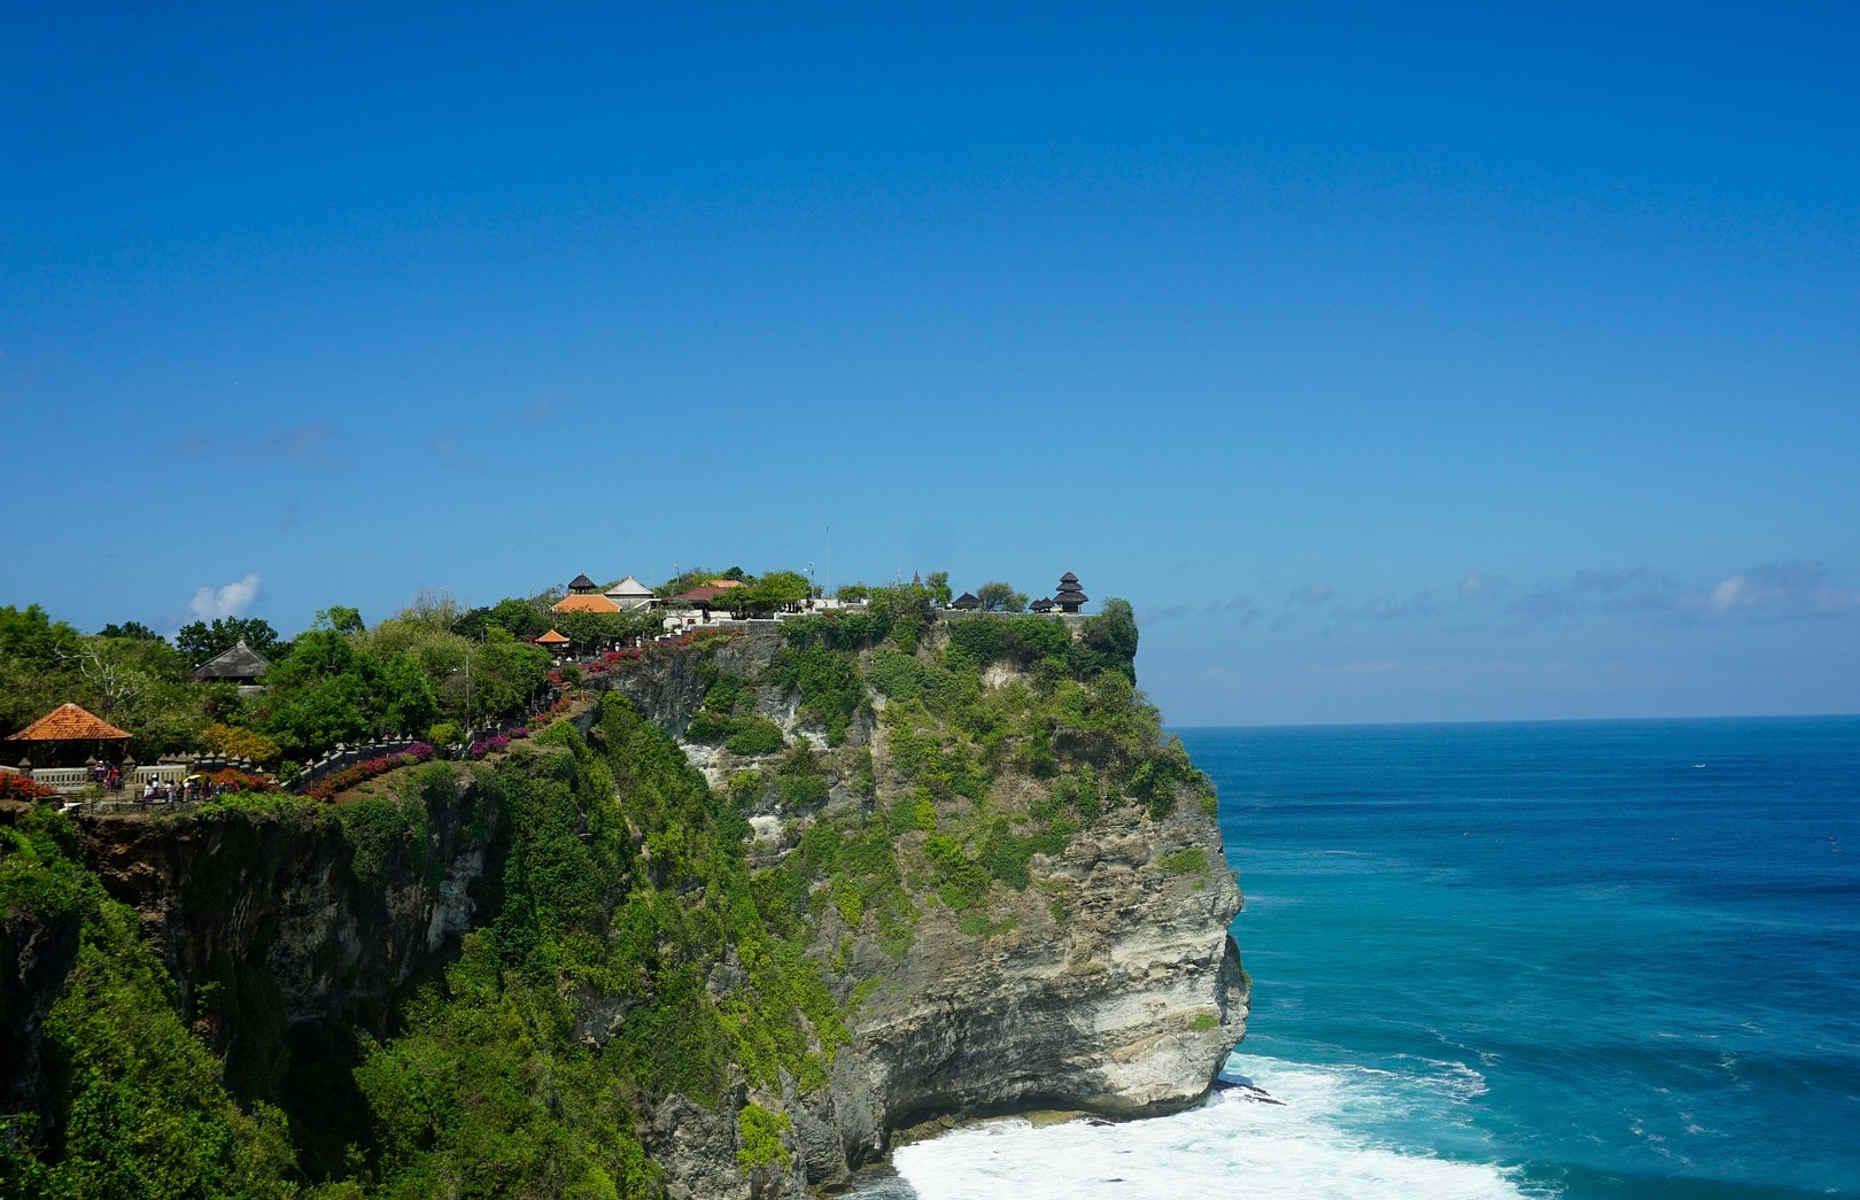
[725,718,786,756]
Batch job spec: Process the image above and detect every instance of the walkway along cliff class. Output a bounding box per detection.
[0,599,1246,1198]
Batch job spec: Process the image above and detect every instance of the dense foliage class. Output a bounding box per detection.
[0,589,1219,1195]
[0,808,297,1198]
[0,596,553,767]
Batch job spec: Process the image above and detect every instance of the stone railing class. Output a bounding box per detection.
[288,739,422,792]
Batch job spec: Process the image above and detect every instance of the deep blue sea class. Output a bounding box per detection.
[858,716,1860,1199]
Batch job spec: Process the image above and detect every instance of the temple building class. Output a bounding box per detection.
[1029,597,1055,614]
[553,572,621,614]
[1053,572,1088,614]
[190,639,271,693]
[604,576,655,611]
[950,592,981,611]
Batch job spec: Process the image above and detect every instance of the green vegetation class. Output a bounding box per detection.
[0,587,1224,1193]
[0,592,557,764]
[0,808,297,1198]
[736,1104,792,1171]
[1161,846,1208,875]
[765,643,865,744]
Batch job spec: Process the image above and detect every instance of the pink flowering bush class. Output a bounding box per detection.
[303,743,434,802]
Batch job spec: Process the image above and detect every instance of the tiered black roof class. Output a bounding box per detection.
[1053,571,1087,606]
[568,573,599,593]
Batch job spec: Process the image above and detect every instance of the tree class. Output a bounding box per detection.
[0,604,82,666]
[176,618,283,668]
[453,596,552,642]
[975,582,1028,613]
[925,572,953,607]
[96,621,164,642]
[315,605,365,635]
[734,571,810,615]
[1072,597,1139,682]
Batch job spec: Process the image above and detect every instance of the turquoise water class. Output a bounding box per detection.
[1187,716,1860,1198]
[864,716,1860,1198]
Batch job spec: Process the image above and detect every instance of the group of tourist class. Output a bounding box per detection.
[84,760,122,790]
[79,759,232,805]
[138,774,232,805]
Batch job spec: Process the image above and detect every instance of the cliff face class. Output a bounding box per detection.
[3,615,1245,1199]
[72,780,492,1040]
[607,626,1247,1194]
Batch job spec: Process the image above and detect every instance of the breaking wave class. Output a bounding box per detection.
[867,1051,1539,1200]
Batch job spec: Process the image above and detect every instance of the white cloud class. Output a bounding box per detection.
[189,573,262,621]
[1708,574,1751,613]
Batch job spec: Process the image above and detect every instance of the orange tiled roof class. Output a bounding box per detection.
[551,593,621,614]
[5,702,131,741]
[535,629,571,645]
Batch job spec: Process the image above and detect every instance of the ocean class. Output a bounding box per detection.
[853,716,1860,1198]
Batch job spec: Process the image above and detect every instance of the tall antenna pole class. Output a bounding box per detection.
[826,524,831,598]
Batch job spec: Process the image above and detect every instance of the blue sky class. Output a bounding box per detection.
[3,2,1856,724]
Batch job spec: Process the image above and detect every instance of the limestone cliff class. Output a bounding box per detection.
[2,609,1245,1198]
[608,623,1247,1194]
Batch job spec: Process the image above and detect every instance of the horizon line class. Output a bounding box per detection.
[1167,711,1860,732]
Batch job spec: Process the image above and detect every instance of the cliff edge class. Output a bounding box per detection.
[1,601,1245,1199]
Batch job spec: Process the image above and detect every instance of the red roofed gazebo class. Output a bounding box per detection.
[5,703,131,767]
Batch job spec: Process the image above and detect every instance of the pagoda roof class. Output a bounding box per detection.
[191,639,271,681]
[1054,589,1087,602]
[567,573,599,592]
[605,575,654,597]
[950,592,981,610]
[534,629,571,645]
[5,703,130,742]
[552,593,621,614]
[1058,571,1080,584]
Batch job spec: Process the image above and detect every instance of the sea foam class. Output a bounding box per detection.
[881,1053,1535,1200]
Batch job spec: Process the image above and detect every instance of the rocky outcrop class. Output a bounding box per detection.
[7,626,1245,1199]
[69,773,496,1053]
[617,631,1249,1196]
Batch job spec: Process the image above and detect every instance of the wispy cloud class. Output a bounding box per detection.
[1357,590,1438,621]
[188,573,262,622]
[178,424,337,461]
[1205,593,1261,625]
[1506,567,1682,623]
[1311,658,1403,675]
[1460,570,1505,598]
[1698,561,1860,619]
[1271,583,1333,631]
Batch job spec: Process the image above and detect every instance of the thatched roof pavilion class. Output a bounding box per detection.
[950,592,981,611]
[191,639,271,683]
[567,573,600,594]
[534,629,571,647]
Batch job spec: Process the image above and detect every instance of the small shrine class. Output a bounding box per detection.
[1053,572,1088,614]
